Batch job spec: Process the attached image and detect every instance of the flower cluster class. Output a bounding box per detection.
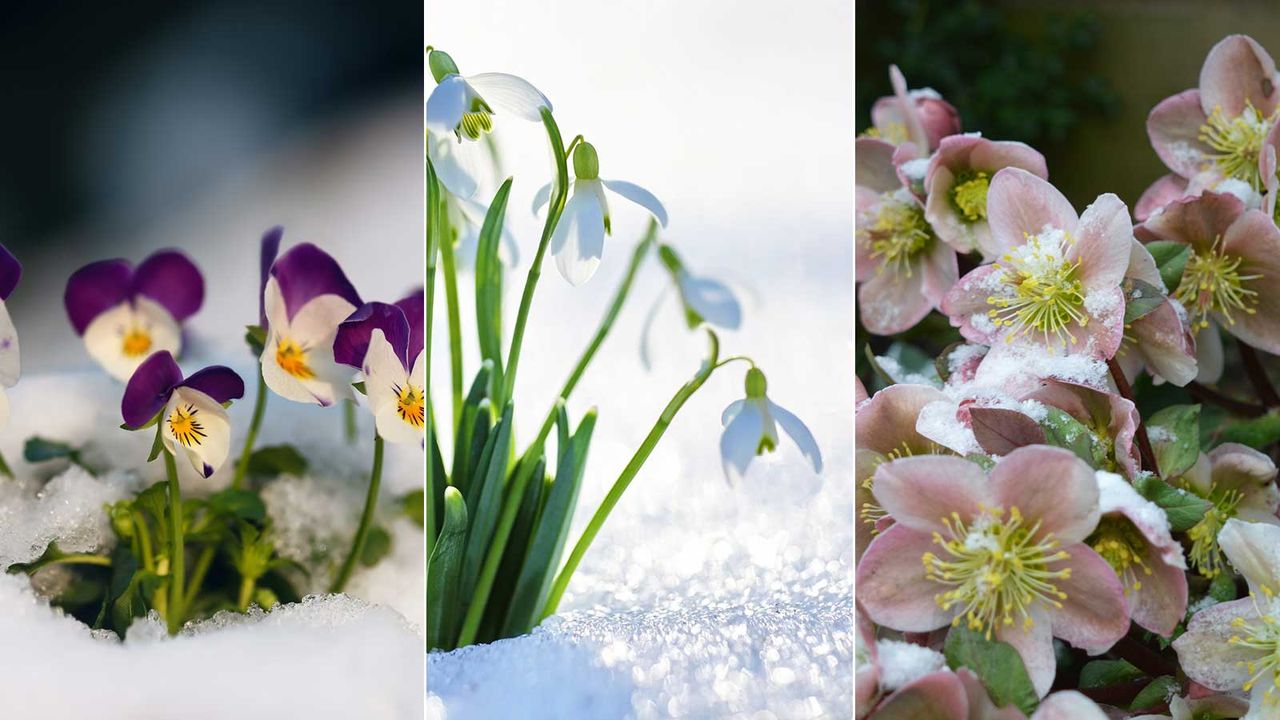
[857,35,1280,719]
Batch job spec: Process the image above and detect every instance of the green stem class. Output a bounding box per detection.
[132,510,154,572]
[184,545,215,610]
[440,211,465,427]
[426,160,441,561]
[20,554,112,573]
[329,435,385,593]
[343,400,358,444]
[231,367,268,490]
[164,451,185,635]
[238,576,256,611]
[541,331,721,619]
[502,108,570,405]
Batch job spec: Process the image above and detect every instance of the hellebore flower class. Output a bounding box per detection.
[867,664,1100,719]
[941,168,1131,359]
[856,137,957,335]
[719,368,822,482]
[855,609,878,719]
[65,250,204,381]
[1173,519,1280,717]
[425,49,551,198]
[122,351,244,478]
[862,65,961,155]
[640,243,742,368]
[1116,240,1198,387]
[1130,695,1248,720]
[1172,443,1280,578]
[533,142,668,286]
[333,290,425,445]
[1146,35,1280,203]
[1137,190,1280,358]
[857,447,1129,697]
[923,134,1048,259]
[1020,379,1141,479]
[1089,471,1188,636]
[261,243,363,407]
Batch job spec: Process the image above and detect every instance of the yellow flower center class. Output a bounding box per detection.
[922,505,1071,638]
[865,194,933,279]
[1089,517,1152,595]
[1185,484,1244,578]
[951,171,991,223]
[1199,102,1278,190]
[395,383,425,429]
[860,442,943,533]
[1229,588,1280,697]
[275,337,316,380]
[862,122,909,145]
[1173,235,1260,330]
[986,230,1088,350]
[121,327,152,358]
[168,403,206,448]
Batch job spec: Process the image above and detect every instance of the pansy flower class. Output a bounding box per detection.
[923,134,1048,260]
[862,65,961,155]
[941,168,1131,359]
[533,142,668,286]
[261,243,363,407]
[719,368,821,482]
[857,447,1129,697]
[425,49,551,199]
[122,351,244,478]
[333,289,425,445]
[64,250,204,381]
[1172,443,1280,578]
[0,246,22,429]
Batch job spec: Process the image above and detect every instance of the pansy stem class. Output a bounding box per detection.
[230,366,269,490]
[163,451,185,635]
[329,434,385,593]
[184,544,215,611]
[1107,358,1159,476]
[1238,340,1280,408]
[343,400,357,444]
[1186,381,1267,417]
[237,576,256,612]
[540,330,721,620]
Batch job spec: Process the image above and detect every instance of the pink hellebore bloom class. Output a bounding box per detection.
[1130,694,1248,720]
[1173,443,1280,579]
[1137,190,1280,358]
[1174,519,1280,718]
[857,447,1129,698]
[1021,380,1141,479]
[1117,240,1198,387]
[857,137,958,335]
[1146,35,1280,207]
[865,65,962,155]
[941,168,1131,359]
[924,135,1048,260]
[869,668,1108,720]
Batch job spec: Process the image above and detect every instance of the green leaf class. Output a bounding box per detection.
[964,453,995,471]
[1220,412,1280,451]
[1209,572,1238,602]
[1147,404,1200,479]
[1122,277,1166,324]
[1130,675,1178,710]
[1078,658,1143,688]
[351,381,367,395]
[475,179,514,395]
[1135,475,1212,532]
[401,489,425,528]
[1145,241,1190,293]
[944,625,1039,715]
[207,489,267,522]
[359,525,392,567]
[147,422,165,462]
[23,436,76,463]
[244,325,267,356]
[247,445,308,478]
[1039,408,1096,464]
[459,403,515,601]
[427,486,468,650]
[0,449,13,479]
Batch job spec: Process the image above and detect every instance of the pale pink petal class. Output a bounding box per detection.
[995,605,1056,698]
[1130,550,1189,637]
[1068,193,1132,292]
[857,137,903,195]
[924,164,980,255]
[955,669,1026,720]
[857,524,957,633]
[873,456,991,535]
[1048,545,1129,654]
[1173,598,1260,691]
[856,449,883,561]
[1029,691,1108,720]
[1135,174,1190,222]
[859,263,933,336]
[1132,299,1198,387]
[986,168,1078,253]
[1217,517,1280,595]
[1199,34,1280,117]
[1147,89,1211,178]
[856,608,879,719]
[1139,190,1245,252]
[872,671,968,720]
[920,238,960,308]
[1220,209,1280,353]
[970,139,1048,179]
[1208,443,1280,520]
[940,265,1006,345]
[988,446,1101,545]
[1127,238,1165,287]
[916,98,963,152]
[856,383,949,455]
[1195,323,1225,384]
[1081,285,1127,361]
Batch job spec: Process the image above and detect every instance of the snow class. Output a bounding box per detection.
[899,158,930,184]
[0,466,139,568]
[873,639,946,692]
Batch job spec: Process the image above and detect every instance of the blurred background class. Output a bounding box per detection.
[0,0,422,370]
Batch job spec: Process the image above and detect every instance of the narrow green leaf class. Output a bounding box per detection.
[460,404,515,602]
[23,437,76,463]
[475,179,514,401]
[1130,676,1178,710]
[1122,277,1166,324]
[1135,475,1212,532]
[427,487,468,650]
[207,489,267,522]
[944,625,1039,715]
[1078,659,1143,688]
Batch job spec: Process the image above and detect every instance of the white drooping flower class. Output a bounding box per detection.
[641,243,742,368]
[719,368,822,482]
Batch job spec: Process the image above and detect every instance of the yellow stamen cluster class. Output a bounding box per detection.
[866,195,933,279]
[1185,485,1244,578]
[922,505,1071,638]
[1173,235,1260,330]
[458,110,494,141]
[951,171,991,223]
[275,337,316,381]
[395,383,426,429]
[168,403,206,448]
[862,122,909,146]
[859,442,946,533]
[121,327,152,358]
[986,231,1087,350]
[1229,587,1280,697]
[1089,517,1152,595]
[1199,102,1278,190]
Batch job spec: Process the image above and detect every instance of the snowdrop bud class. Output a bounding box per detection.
[745,367,767,398]
[429,50,460,83]
[572,142,600,180]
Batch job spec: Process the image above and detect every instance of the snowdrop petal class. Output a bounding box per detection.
[678,273,742,330]
[531,182,554,216]
[638,287,668,371]
[429,132,480,199]
[720,400,765,481]
[466,72,551,121]
[425,75,469,132]
[85,298,182,382]
[602,179,668,228]
[770,400,822,473]
[161,386,231,479]
[552,183,606,286]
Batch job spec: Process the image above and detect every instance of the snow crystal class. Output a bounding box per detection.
[946,344,988,376]
[874,639,946,691]
[1216,178,1263,210]
[908,87,943,101]
[874,355,939,387]
[899,158,930,183]
[1084,290,1120,319]
[0,467,139,568]
[916,399,981,455]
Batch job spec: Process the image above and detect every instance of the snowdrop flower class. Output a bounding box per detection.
[534,142,668,286]
[261,243,362,407]
[1171,443,1280,578]
[941,168,1132,359]
[719,368,821,481]
[640,244,741,367]
[862,65,962,155]
[333,290,425,445]
[857,447,1129,697]
[447,191,521,267]
[426,49,551,198]
[64,250,204,381]
[0,246,22,429]
[122,351,244,478]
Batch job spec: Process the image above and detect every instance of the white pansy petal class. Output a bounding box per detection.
[291,294,358,347]
[84,299,182,382]
[0,389,11,432]
[428,132,480,199]
[263,278,289,334]
[465,72,551,121]
[678,272,742,330]
[161,386,231,478]
[362,330,409,413]
[720,400,765,481]
[374,401,426,445]
[553,183,606,286]
[770,400,823,473]
[425,76,468,132]
[0,301,20,388]
[410,349,425,389]
[261,334,319,404]
[602,179,668,227]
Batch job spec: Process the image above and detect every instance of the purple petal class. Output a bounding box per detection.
[65,259,133,335]
[132,250,205,323]
[259,226,283,329]
[269,243,362,322]
[395,287,425,361]
[0,244,22,301]
[180,365,245,404]
[121,351,182,428]
[333,302,410,370]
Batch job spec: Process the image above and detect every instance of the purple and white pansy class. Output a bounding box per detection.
[64,250,204,381]
[261,243,362,407]
[0,245,23,429]
[122,351,244,478]
[333,289,425,445]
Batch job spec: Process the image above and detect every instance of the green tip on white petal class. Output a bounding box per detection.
[745,368,768,398]
[572,142,600,180]
[429,50,460,83]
